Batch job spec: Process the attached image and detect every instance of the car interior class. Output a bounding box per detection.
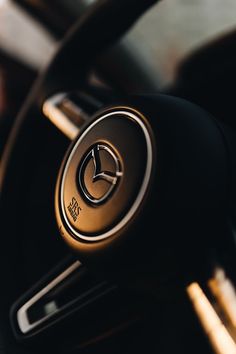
[0,1,236,353]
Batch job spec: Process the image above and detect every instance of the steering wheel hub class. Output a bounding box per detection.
[56,107,155,248]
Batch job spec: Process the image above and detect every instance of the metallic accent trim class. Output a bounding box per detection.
[17,261,81,334]
[42,93,82,140]
[208,267,236,332]
[60,109,153,242]
[187,282,236,354]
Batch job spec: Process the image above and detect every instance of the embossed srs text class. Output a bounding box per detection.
[67,197,82,222]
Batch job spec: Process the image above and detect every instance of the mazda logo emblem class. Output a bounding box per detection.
[78,144,123,205]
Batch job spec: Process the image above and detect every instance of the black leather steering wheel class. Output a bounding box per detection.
[0,1,236,353]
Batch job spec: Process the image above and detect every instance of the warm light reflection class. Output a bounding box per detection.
[209,268,236,328]
[187,282,236,354]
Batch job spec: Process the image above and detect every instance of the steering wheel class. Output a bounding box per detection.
[0,1,236,353]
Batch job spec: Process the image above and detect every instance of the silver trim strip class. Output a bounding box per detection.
[209,267,236,330]
[17,261,81,334]
[42,93,81,140]
[60,109,153,242]
[187,282,236,354]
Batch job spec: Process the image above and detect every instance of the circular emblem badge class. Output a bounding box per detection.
[78,144,122,205]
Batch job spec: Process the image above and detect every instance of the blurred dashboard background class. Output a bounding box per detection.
[0,0,236,152]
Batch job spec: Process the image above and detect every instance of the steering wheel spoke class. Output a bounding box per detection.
[42,91,103,140]
[11,257,119,347]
